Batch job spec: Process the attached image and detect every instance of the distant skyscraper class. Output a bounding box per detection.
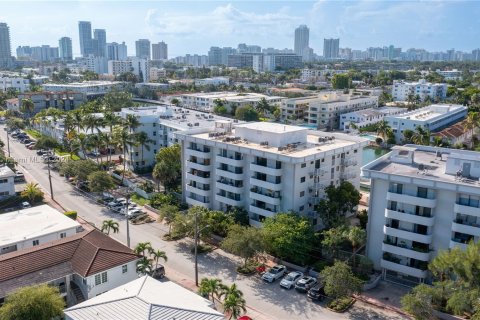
[135,39,150,59]
[107,42,128,61]
[294,25,309,58]
[152,41,168,60]
[58,37,73,61]
[93,29,106,57]
[0,22,12,68]
[323,38,340,59]
[78,21,93,57]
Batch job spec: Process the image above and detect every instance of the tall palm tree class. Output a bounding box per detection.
[101,219,119,235]
[135,132,154,167]
[134,242,153,257]
[198,278,225,304]
[72,110,84,132]
[136,256,153,275]
[464,112,479,137]
[102,133,114,163]
[222,284,247,320]
[114,127,137,181]
[412,126,431,145]
[83,113,101,135]
[150,249,168,269]
[20,98,34,119]
[125,114,140,133]
[21,182,43,204]
[103,111,121,134]
[76,133,91,159]
[346,226,366,268]
[88,134,104,163]
[376,120,392,140]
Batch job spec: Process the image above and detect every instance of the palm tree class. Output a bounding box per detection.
[135,132,154,167]
[150,249,168,269]
[113,127,137,182]
[102,133,114,163]
[198,278,225,304]
[255,98,271,116]
[346,226,366,268]
[21,182,44,204]
[376,120,392,140]
[134,242,153,256]
[101,219,119,235]
[222,284,247,320]
[83,113,101,135]
[103,111,121,134]
[20,98,34,119]
[136,256,153,275]
[76,133,91,159]
[464,112,479,137]
[152,161,174,193]
[88,134,104,163]
[412,126,431,145]
[125,114,140,133]
[72,110,84,132]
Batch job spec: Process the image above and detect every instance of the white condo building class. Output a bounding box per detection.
[340,107,406,131]
[280,91,379,130]
[384,104,468,142]
[363,145,480,284]
[392,79,447,102]
[0,77,30,92]
[175,122,368,227]
[0,166,15,199]
[42,81,125,97]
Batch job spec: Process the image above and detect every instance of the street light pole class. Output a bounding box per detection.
[6,131,10,157]
[125,192,131,248]
[47,157,54,201]
[194,210,199,286]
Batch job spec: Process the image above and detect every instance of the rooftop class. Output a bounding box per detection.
[0,204,80,247]
[362,145,480,188]
[65,276,224,320]
[0,229,140,296]
[388,104,466,122]
[43,81,123,87]
[181,91,282,102]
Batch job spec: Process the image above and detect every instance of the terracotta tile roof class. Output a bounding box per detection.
[432,119,468,139]
[0,229,140,287]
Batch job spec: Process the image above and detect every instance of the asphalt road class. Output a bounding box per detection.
[0,126,408,320]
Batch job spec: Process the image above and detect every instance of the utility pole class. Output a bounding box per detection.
[47,157,54,201]
[194,210,199,286]
[6,131,10,157]
[121,187,132,248]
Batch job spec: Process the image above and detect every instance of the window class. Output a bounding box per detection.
[60,232,66,239]
[101,272,108,283]
[32,240,39,246]
[122,265,128,274]
[300,191,305,197]
[301,163,306,168]
[153,131,157,136]
[299,205,304,211]
[300,177,305,183]
[95,274,101,285]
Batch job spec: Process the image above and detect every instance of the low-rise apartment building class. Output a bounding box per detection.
[180,92,284,112]
[340,107,406,131]
[0,229,140,306]
[392,79,447,102]
[281,91,379,130]
[194,77,230,87]
[0,204,81,254]
[384,104,468,142]
[362,145,480,284]
[175,121,368,228]
[10,91,86,113]
[42,81,125,97]
[0,77,30,92]
[0,166,15,200]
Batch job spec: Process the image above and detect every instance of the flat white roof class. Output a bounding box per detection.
[235,122,307,134]
[389,104,466,121]
[0,166,15,178]
[65,276,224,320]
[0,204,80,247]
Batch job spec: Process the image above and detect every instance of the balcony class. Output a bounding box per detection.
[186,148,210,158]
[382,242,431,261]
[249,204,276,218]
[384,209,434,227]
[215,194,242,207]
[386,191,436,208]
[454,203,480,219]
[186,173,210,185]
[186,196,209,207]
[216,180,243,194]
[384,225,432,244]
[250,177,282,191]
[380,259,428,279]
[216,168,243,180]
[187,160,211,171]
[186,184,210,197]
[217,154,243,167]
[250,163,282,176]
[451,220,480,237]
[249,189,281,206]
[449,239,468,250]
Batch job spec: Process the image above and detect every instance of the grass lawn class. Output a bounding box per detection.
[54,148,80,160]
[131,194,149,206]
[25,129,42,139]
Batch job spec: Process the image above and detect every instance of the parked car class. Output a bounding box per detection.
[14,172,25,182]
[126,209,144,219]
[88,151,100,157]
[261,265,287,283]
[27,144,36,150]
[43,156,59,163]
[307,284,325,301]
[25,142,36,148]
[151,265,165,279]
[21,201,31,209]
[20,138,31,144]
[101,192,115,203]
[279,271,304,289]
[37,149,50,156]
[295,276,318,293]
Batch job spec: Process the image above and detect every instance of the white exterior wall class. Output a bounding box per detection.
[0,77,30,92]
[392,80,447,102]
[0,175,14,199]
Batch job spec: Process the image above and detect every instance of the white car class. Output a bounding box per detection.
[126,209,145,219]
[261,265,287,283]
[279,271,304,289]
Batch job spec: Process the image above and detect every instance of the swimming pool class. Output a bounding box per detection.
[298,124,318,129]
[360,134,379,141]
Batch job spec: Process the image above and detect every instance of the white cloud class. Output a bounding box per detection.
[145,3,301,39]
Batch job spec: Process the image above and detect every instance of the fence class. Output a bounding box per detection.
[110,172,154,199]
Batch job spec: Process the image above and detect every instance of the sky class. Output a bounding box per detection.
[1,0,479,58]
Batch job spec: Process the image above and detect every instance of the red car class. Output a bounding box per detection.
[238,317,252,320]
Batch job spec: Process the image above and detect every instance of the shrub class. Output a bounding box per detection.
[64,210,77,220]
[236,263,257,275]
[313,260,332,272]
[327,297,355,313]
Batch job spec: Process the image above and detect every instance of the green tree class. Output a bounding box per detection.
[103,90,133,112]
[320,261,362,299]
[331,74,352,89]
[6,117,25,130]
[346,226,366,268]
[272,107,282,121]
[34,136,59,150]
[136,256,153,275]
[221,225,264,268]
[134,241,153,257]
[255,97,272,116]
[87,171,115,193]
[198,278,225,303]
[20,98,34,118]
[213,99,228,115]
[135,131,154,167]
[235,105,259,121]
[376,120,392,140]
[401,284,436,320]
[222,284,247,320]
[412,126,431,145]
[402,129,414,144]
[316,181,361,229]
[158,204,179,235]
[21,182,44,204]
[113,127,137,182]
[262,212,315,265]
[150,249,168,269]
[153,144,181,192]
[101,219,119,235]
[0,284,65,320]
[321,226,347,259]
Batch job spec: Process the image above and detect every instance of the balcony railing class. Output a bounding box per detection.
[383,240,432,253]
[250,187,281,199]
[217,179,243,188]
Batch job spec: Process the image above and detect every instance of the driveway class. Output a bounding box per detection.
[0,126,408,320]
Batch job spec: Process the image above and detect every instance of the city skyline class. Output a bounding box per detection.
[0,1,479,58]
